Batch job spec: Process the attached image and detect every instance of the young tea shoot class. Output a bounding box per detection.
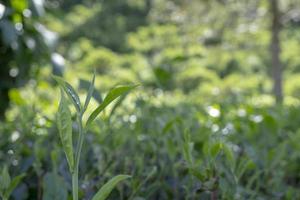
[54,73,137,200]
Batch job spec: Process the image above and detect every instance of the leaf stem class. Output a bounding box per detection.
[72,113,85,200]
[72,167,78,200]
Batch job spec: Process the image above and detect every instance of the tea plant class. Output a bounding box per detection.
[54,74,137,200]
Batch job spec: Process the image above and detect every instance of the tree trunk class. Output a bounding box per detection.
[270,0,283,104]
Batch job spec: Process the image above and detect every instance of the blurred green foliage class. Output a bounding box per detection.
[0,0,54,118]
[1,0,300,199]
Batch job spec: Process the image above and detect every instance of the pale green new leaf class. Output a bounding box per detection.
[53,75,82,112]
[4,174,25,198]
[83,72,95,112]
[57,90,74,171]
[92,175,131,200]
[86,85,138,126]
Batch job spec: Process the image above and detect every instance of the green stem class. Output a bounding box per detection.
[72,167,78,200]
[72,114,85,200]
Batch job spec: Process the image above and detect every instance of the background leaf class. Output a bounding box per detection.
[11,0,28,12]
[0,166,11,190]
[92,175,131,200]
[4,174,25,199]
[42,172,67,200]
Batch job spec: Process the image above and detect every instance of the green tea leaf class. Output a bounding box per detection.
[210,142,223,158]
[190,168,205,181]
[4,174,25,198]
[83,72,95,112]
[0,166,11,190]
[109,94,127,119]
[129,167,157,199]
[86,85,138,126]
[92,175,131,200]
[183,130,193,166]
[57,90,74,171]
[53,75,82,112]
[162,117,181,134]
[223,145,235,168]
